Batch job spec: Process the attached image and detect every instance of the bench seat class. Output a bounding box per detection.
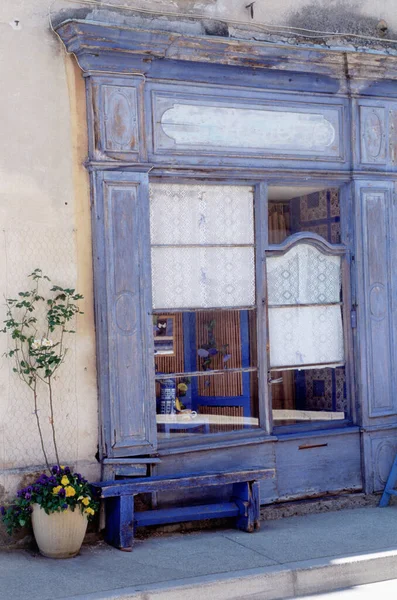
[92,467,275,550]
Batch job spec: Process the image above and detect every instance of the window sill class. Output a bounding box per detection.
[156,423,360,455]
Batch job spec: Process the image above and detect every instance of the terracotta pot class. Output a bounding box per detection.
[31,503,88,559]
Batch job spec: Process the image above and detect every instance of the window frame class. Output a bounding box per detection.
[148,176,356,450]
[265,180,356,434]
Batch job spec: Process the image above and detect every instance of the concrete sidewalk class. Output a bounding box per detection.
[2,506,397,600]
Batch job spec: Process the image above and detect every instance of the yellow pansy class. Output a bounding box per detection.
[60,465,65,469]
[81,497,90,506]
[61,475,70,486]
[65,485,76,497]
[52,485,62,495]
[84,507,95,516]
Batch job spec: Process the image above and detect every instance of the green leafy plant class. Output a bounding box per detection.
[1,268,83,470]
[0,466,99,535]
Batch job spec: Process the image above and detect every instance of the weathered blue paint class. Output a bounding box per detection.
[53,16,397,506]
[93,468,274,549]
[91,171,156,458]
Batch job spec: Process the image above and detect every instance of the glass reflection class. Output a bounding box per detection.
[271,366,347,426]
[153,309,259,439]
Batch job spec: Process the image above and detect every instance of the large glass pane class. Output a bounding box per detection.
[156,373,259,439]
[153,309,259,439]
[150,183,254,245]
[271,366,347,426]
[151,246,255,309]
[268,185,341,244]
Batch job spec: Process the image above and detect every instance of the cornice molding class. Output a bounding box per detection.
[55,19,397,96]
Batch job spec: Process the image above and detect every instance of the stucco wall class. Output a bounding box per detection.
[0,0,99,511]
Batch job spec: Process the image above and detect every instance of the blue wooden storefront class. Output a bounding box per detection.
[56,16,397,509]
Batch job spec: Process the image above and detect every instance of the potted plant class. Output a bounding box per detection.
[0,268,99,558]
[1,466,99,558]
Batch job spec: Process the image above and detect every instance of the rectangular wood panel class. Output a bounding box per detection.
[356,182,397,419]
[92,171,156,457]
[276,431,362,499]
[354,99,397,171]
[88,76,145,161]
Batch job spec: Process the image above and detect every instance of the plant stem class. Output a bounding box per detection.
[33,382,50,472]
[47,376,60,466]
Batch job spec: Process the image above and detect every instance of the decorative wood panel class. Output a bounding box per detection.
[154,94,341,158]
[88,76,145,161]
[149,86,346,165]
[356,182,397,420]
[92,171,156,457]
[103,85,138,153]
[356,100,397,170]
[359,106,387,165]
[366,432,397,492]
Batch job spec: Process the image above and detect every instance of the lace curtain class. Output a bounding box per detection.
[267,244,344,369]
[150,184,255,309]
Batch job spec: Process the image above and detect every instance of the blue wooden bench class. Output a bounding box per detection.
[92,467,275,550]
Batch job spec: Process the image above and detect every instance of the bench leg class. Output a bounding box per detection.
[252,481,261,530]
[232,481,259,533]
[105,496,135,551]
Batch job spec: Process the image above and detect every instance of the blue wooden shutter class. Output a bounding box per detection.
[355,180,397,423]
[92,171,156,457]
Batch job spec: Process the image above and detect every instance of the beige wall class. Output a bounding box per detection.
[0,0,99,507]
[0,0,396,501]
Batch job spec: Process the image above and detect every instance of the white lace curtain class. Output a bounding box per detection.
[267,244,344,369]
[150,184,255,309]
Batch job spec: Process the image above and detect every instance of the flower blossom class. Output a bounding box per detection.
[65,486,76,498]
[31,339,41,350]
[41,338,53,348]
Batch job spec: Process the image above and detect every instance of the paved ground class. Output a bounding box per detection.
[301,579,397,599]
[2,506,397,599]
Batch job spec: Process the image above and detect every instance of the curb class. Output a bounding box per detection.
[62,547,397,600]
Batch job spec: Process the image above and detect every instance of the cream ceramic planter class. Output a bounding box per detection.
[31,504,88,559]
